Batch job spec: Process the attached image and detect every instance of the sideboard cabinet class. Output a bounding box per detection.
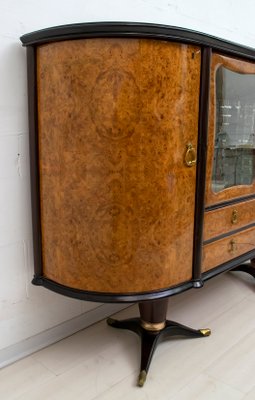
[21,23,255,386]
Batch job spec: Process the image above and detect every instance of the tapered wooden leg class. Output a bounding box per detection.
[107,298,211,387]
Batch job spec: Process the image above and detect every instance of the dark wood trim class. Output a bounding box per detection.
[205,194,255,211]
[139,298,169,323]
[203,222,255,245]
[26,46,43,278]
[32,276,195,303]
[192,47,211,285]
[20,22,255,61]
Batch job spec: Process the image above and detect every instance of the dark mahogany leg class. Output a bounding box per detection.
[107,298,211,387]
[232,258,255,278]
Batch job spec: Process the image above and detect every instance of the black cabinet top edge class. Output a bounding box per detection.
[20,21,255,60]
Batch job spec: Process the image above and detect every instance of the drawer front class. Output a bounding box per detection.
[204,198,255,242]
[202,226,255,272]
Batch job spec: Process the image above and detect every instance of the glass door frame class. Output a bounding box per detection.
[205,52,255,206]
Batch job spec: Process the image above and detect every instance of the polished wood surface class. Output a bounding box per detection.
[204,198,255,241]
[36,38,201,293]
[202,226,255,272]
[205,53,255,206]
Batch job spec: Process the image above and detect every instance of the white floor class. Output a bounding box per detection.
[0,271,255,400]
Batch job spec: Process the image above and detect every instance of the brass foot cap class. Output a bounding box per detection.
[107,318,116,326]
[199,328,211,337]
[138,370,147,387]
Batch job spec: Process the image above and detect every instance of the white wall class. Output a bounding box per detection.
[1,0,255,366]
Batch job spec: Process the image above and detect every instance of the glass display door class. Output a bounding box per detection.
[206,53,255,206]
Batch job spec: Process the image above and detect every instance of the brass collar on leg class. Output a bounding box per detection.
[140,319,166,332]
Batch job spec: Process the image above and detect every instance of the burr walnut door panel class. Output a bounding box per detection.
[36,38,201,293]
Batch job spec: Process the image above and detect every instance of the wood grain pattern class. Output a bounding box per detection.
[204,198,255,241]
[205,53,255,206]
[202,226,255,272]
[36,38,201,293]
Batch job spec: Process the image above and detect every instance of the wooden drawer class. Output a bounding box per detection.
[204,199,255,242]
[202,226,255,272]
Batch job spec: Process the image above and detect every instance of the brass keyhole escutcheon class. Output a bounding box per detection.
[231,209,238,225]
[185,143,197,167]
[229,239,237,253]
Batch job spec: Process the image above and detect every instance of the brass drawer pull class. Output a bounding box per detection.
[231,209,238,225]
[229,239,237,253]
[185,143,197,167]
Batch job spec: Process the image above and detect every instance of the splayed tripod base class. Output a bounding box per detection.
[107,298,211,386]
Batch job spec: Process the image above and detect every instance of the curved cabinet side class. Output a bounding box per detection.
[36,38,201,293]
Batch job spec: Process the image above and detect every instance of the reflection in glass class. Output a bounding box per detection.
[212,67,255,192]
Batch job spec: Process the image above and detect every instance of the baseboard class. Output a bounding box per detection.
[0,303,128,369]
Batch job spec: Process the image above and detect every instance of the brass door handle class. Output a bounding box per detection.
[231,209,238,225]
[185,143,197,167]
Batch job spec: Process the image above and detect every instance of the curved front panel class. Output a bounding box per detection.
[36,38,201,293]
